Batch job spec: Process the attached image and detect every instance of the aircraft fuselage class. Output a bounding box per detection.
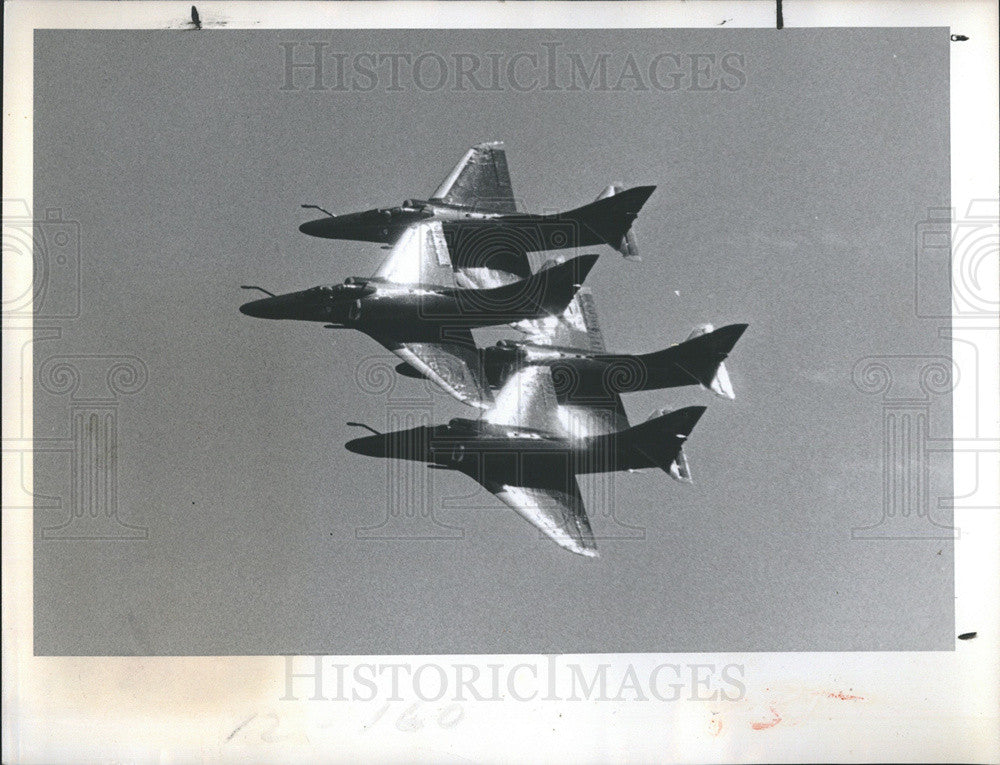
[240,280,543,334]
[480,341,702,399]
[300,201,553,244]
[298,186,655,259]
[344,419,651,480]
[239,253,597,339]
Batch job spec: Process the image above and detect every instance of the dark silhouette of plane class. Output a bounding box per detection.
[395,285,749,413]
[345,365,707,557]
[298,141,653,262]
[240,225,599,407]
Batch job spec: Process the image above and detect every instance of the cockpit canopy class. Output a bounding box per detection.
[308,277,371,295]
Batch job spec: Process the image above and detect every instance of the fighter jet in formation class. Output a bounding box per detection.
[240,219,599,407]
[299,141,653,264]
[241,141,748,557]
[346,365,705,557]
[395,285,748,413]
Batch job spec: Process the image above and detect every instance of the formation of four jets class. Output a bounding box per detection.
[240,141,747,558]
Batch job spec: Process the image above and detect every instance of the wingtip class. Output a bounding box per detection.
[565,540,599,558]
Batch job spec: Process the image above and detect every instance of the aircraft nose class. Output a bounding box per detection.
[345,434,387,458]
[239,296,280,319]
[239,291,314,320]
[299,216,342,238]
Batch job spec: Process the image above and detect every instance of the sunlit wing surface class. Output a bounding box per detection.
[371,330,492,409]
[495,481,598,558]
[451,263,525,291]
[516,287,630,437]
[515,285,607,352]
[373,220,454,286]
[470,365,597,555]
[484,365,563,434]
[429,141,518,214]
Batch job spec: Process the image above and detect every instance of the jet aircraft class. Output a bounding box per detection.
[395,284,749,416]
[298,141,654,264]
[345,364,707,557]
[239,220,600,408]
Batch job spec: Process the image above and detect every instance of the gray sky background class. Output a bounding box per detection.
[34,28,953,655]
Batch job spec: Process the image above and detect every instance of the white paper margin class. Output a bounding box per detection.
[3,2,998,762]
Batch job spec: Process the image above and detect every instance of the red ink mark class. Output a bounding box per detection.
[751,707,782,731]
[828,691,864,701]
[708,717,723,736]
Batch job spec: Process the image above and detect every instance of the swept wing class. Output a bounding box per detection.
[516,286,630,437]
[479,366,598,557]
[367,220,493,407]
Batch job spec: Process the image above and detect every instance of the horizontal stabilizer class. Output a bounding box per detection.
[642,408,694,482]
[669,448,691,483]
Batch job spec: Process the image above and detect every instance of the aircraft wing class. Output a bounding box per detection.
[429,141,517,214]
[515,287,630,437]
[372,217,531,291]
[494,480,598,558]
[484,364,563,434]
[373,219,455,286]
[450,258,527,291]
[369,329,493,409]
[514,285,607,353]
[477,365,597,556]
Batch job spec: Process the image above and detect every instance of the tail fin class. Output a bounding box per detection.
[465,253,599,320]
[635,323,748,399]
[557,185,654,257]
[621,406,706,482]
[595,185,642,260]
[681,324,747,399]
